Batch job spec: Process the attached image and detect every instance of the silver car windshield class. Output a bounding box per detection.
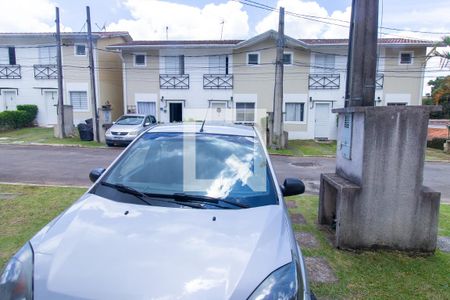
[116,116,144,125]
[102,132,277,206]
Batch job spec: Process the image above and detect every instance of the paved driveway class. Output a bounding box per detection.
[0,144,448,203]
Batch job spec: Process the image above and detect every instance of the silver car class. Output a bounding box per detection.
[1,123,313,300]
[105,114,156,146]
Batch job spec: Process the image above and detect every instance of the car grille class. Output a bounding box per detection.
[111,132,128,136]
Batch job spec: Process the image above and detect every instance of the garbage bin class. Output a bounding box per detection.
[77,123,94,141]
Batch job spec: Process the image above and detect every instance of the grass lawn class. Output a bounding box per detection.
[0,127,104,148]
[0,184,85,268]
[269,139,450,162]
[269,140,337,156]
[288,195,450,299]
[1,184,449,299]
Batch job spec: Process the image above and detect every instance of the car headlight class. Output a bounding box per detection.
[129,130,139,136]
[248,261,302,300]
[105,129,111,135]
[0,242,34,300]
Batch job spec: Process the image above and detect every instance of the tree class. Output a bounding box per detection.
[426,36,450,68]
[427,75,450,119]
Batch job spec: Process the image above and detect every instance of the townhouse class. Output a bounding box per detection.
[0,31,131,126]
[108,29,433,140]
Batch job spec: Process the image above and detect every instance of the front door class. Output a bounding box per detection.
[44,91,58,125]
[2,91,17,111]
[210,102,227,121]
[169,103,183,122]
[314,103,330,139]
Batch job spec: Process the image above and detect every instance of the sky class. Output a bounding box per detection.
[0,0,449,94]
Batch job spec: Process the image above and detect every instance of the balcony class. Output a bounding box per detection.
[159,74,189,89]
[376,73,384,89]
[308,74,340,90]
[203,74,233,89]
[0,65,21,79]
[34,64,58,80]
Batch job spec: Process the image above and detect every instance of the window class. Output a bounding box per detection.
[247,53,259,65]
[39,46,57,64]
[285,103,305,122]
[399,52,413,65]
[209,55,228,74]
[165,55,185,74]
[314,54,335,73]
[283,53,292,65]
[236,102,255,122]
[69,91,88,111]
[8,47,16,65]
[134,54,146,66]
[75,44,86,56]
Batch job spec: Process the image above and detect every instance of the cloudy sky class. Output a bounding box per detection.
[1,0,449,93]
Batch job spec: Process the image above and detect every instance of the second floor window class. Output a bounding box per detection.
[165,55,185,75]
[75,44,86,56]
[0,47,15,65]
[314,54,335,73]
[247,53,259,65]
[134,54,146,66]
[39,46,57,65]
[399,52,413,64]
[283,53,292,65]
[208,55,228,74]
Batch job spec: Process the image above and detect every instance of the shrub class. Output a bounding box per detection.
[427,138,447,150]
[0,104,38,130]
[17,104,38,125]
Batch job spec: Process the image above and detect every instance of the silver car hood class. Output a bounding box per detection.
[109,124,142,132]
[31,194,293,300]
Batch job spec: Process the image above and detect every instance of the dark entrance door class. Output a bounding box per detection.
[169,103,183,122]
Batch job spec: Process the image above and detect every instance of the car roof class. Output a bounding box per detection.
[121,114,148,117]
[147,123,256,137]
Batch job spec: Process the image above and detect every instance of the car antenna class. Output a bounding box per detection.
[199,107,210,133]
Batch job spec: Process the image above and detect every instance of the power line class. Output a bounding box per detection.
[236,0,450,35]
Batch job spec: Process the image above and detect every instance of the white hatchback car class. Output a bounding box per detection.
[0,124,313,300]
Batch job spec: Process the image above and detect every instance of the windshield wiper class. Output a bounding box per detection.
[101,182,204,209]
[101,181,154,206]
[172,193,249,209]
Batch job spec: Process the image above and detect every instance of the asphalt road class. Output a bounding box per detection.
[0,144,448,203]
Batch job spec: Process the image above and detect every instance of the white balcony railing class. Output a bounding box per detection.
[34,64,58,79]
[203,74,233,89]
[0,65,21,79]
[160,74,189,89]
[308,74,340,89]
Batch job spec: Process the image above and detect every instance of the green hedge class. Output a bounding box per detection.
[427,138,447,150]
[0,105,38,130]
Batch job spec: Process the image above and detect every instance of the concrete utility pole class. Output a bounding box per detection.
[271,7,285,149]
[86,6,100,142]
[345,0,379,107]
[55,7,65,138]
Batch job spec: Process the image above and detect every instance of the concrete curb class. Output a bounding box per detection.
[0,141,111,149]
[0,181,89,189]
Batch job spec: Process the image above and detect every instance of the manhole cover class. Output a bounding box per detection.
[291,162,317,167]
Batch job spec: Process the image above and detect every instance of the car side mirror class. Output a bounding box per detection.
[281,178,305,196]
[112,121,116,125]
[89,168,106,183]
[144,122,151,126]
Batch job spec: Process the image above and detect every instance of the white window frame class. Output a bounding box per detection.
[74,43,87,56]
[284,101,306,124]
[283,52,293,66]
[69,90,89,112]
[247,52,260,66]
[398,51,414,65]
[136,100,157,117]
[235,101,256,123]
[134,53,147,67]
